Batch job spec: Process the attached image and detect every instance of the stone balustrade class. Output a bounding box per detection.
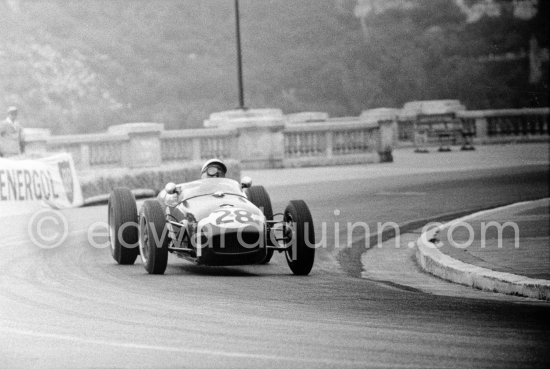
[47,132,127,169]
[283,119,390,167]
[22,112,393,170]
[19,106,547,171]
[160,128,237,162]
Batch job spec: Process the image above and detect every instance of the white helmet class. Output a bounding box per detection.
[201,159,227,178]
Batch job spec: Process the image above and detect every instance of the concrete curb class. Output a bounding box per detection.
[415,200,550,301]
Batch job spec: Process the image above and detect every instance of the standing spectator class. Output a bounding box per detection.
[0,106,24,156]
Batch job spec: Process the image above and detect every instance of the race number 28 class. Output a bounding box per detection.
[214,209,253,225]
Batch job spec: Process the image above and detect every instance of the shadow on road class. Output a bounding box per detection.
[174,264,261,277]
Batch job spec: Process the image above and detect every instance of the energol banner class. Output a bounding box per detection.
[0,153,83,214]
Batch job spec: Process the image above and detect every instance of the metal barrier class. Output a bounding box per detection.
[397,108,549,145]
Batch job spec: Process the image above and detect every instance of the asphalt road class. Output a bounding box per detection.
[1,164,549,368]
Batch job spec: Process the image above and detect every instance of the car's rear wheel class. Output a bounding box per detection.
[284,200,315,275]
[108,188,139,265]
[139,199,169,274]
[245,185,274,264]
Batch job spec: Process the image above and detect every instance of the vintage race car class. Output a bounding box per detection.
[107,177,315,275]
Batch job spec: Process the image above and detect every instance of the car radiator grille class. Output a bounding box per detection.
[210,231,262,253]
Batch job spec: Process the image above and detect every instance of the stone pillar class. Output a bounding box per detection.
[377,119,395,162]
[325,131,333,158]
[22,128,51,155]
[475,117,488,140]
[204,109,285,169]
[413,124,429,153]
[235,124,285,169]
[108,123,164,168]
[80,144,91,170]
[191,137,202,161]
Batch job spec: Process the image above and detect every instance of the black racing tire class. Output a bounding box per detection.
[108,188,139,265]
[245,185,274,264]
[139,199,169,275]
[284,200,315,276]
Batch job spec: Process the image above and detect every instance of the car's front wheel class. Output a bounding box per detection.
[108,188,139,265]
[139,200,169,274]
[284,200,315,275]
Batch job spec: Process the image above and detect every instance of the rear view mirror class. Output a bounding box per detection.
[241,176,252,189]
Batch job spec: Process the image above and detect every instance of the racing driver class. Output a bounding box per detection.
[200,159,227,178]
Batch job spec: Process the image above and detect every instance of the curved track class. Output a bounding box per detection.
[1,165,549,368]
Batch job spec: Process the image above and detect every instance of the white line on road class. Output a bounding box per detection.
[1,326,378,367]
[375,192,427,196]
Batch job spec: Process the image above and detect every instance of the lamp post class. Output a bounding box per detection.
[234,0,246,110]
